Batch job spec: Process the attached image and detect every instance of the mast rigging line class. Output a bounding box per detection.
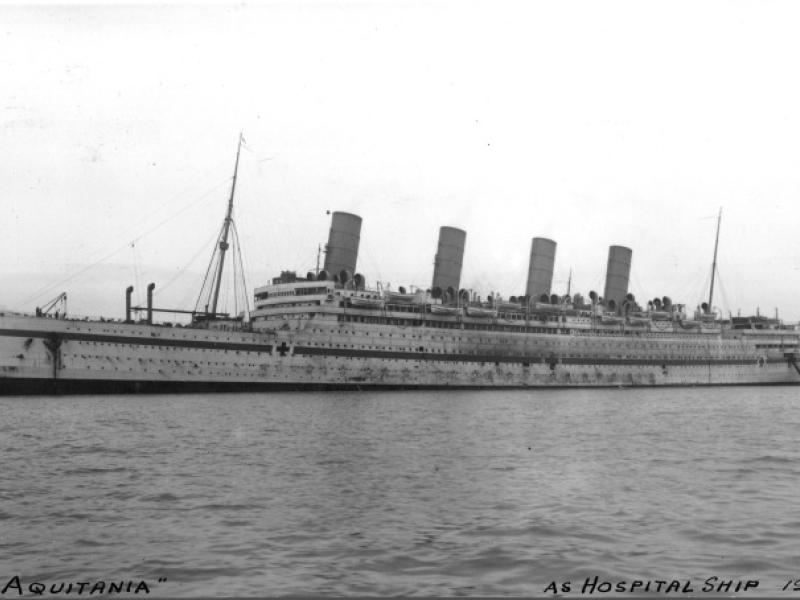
[233,240,238,317]
[194,220,227,314]
[153,228,222,299]
[715,266,732,318]
[231,220,251,315]
[14,175,234,311]
[128,177,233,247]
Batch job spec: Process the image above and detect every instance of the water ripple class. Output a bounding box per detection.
[2,387,798,596]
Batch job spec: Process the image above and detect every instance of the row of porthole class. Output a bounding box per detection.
[309,333,718,352]
[68,355,261,368]
[73,343,269,355]
[297,339,738,360]
[76,332,246,343]
[71,360,761,374]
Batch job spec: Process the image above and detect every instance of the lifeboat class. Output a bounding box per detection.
[496,301,522,312]
[385,292,427,304]
[430,304,461,316]
[532,302,563,313]
[465,305,497,318]
[601,314,624,325]
[627,316,650,326]
[349,296,384,309]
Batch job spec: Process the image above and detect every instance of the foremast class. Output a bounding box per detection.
[211,133,243,315]
[195,133,249,320]
[708,207,722,311]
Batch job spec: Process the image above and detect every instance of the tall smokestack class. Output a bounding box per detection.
[525,237,557,300]
[603,245,632,311]
[323,212,362,280]
[431,226,467,296]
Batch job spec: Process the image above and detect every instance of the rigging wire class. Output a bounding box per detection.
[153,227,222,298]
[359,239,383,285]
[16,240,134,311]
[232,229,239,317]
[231,221,251,315]
[672,265,707,309]
[20,136,257,319]
[194,220,226,314]
[629,267,649,307]
[15,176,233,310]
[118,174,233,246]
[696,268,712,307]
[128,177,233,247]
[715,266,732,318]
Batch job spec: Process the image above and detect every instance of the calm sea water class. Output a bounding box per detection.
[2,387,799,597]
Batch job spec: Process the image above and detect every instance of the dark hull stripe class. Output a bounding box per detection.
[2,377,800,396]
[0,328,273,353]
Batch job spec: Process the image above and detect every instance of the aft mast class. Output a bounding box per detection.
[707,207,722,310]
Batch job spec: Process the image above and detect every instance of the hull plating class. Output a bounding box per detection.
[1,313,798,395]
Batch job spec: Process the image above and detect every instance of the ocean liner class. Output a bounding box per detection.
[2,137,799,394]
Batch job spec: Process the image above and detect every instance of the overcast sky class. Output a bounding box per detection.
[3,1,800,321]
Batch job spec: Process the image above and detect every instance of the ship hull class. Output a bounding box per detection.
[1,312,799,395]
